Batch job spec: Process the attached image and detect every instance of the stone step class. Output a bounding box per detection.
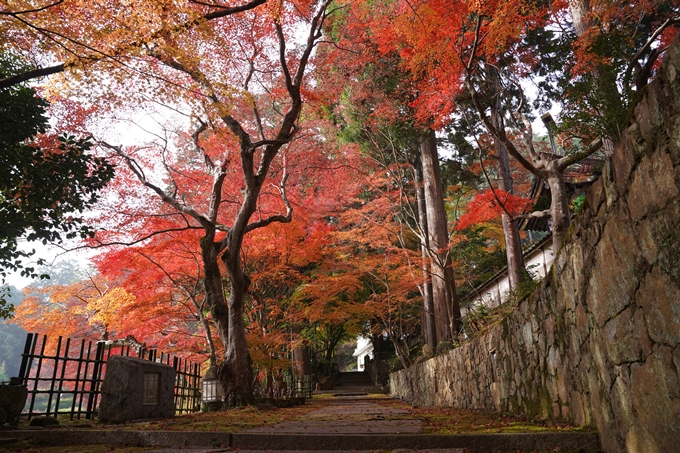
[0,430,602,452]
[336,372,373,385]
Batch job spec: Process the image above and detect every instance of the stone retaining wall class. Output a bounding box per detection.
[390,37,680,453]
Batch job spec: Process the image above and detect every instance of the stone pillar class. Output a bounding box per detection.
[99,356,175,423]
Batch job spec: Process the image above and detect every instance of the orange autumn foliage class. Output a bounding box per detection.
[456,189,533,231]
[13,276,136,342]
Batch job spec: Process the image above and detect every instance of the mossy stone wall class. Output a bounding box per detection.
[390,37,680,453]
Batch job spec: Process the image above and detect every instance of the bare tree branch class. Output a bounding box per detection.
[0,64,65,88]
[514,209,551,221]
[244,151,293,234]
[0,0,267,88]
[100,141,212,227]
[557,138,603,170]
[624,17,680,88]
[0,0,63,15]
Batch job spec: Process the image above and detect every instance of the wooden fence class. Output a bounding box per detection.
[16,333,202,420]
[284,374,314,399]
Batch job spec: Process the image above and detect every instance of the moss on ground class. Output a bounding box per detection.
[372,398,594,434]
[14,394,595,435]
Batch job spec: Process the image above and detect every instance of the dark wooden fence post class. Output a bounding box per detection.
[85,342,105,419]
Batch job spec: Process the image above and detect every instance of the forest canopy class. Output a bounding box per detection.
[1,0,676,405]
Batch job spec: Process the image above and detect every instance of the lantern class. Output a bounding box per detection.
[201,365,224,404]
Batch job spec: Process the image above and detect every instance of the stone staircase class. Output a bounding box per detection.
[332,371,377,394]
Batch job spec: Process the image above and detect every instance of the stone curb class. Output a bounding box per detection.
[0,430,601,452]
[232,432,601,451]
[0,430,231,449]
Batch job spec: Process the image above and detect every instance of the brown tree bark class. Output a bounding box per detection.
[490,88,526,290]
[413,155,436,354]
[292,325,310,377]
[569,0,592,36]
[419,129,461,344]
[201,236,229,350]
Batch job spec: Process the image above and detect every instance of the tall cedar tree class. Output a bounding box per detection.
[321,6,461,346]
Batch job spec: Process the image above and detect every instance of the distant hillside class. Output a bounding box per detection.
[0,286,27,381]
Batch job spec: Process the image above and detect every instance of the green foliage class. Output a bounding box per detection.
[459,303,492,338]
[533,194,551,212]
[505,269,540,305]
[570,193,586,213]
[559,64,628,141]
[0,287,14,319]
[452,227,508,302]
[435,340,455,356]
[334,341,358,372]
[527,7,676,143]
[0,53,115,316]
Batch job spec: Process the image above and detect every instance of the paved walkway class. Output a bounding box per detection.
[0,392,602,452]
[245,396,420,434]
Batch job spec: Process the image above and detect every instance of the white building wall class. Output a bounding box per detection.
[352,336,373,371]
[464,238,555,313]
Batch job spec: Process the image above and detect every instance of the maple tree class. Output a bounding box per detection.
[49,184,337,381]
[95,135,358,380]
[15,0,338,408]
[456,189,533,232]
[292,162,426,368]
[242,213,340,385]
[13,274,136,341]
[95,230,221,364]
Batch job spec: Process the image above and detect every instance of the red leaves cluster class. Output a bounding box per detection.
[456,188,532,231]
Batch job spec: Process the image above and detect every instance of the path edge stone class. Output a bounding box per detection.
[0,430,231,449]
[0,429,601,452]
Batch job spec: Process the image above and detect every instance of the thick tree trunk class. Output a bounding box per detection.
[168,2,327,410]
[292,325,310,376]
[201,234,253,408]
[201,236,229,347]
[220,251,255,409]
[419,129,461,343]
[196,303,218,367]
[491,96,526,290]
[569,0,591,36]
[546,172,571,252]
[501,213,525,286]
[413,156,436,354]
